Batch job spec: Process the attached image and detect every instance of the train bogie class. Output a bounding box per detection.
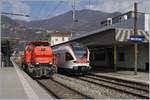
[26,64,56,78]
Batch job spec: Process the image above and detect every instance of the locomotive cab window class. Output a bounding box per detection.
[65,52,73,61]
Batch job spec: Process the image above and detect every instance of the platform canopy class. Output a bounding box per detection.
[115,28,149,42]
[51,27,149,47]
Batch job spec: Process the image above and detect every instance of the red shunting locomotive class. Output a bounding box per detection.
[21,41,56,78]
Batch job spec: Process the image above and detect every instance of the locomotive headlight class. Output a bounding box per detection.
[49,62,52,64]
[36,62,39,65]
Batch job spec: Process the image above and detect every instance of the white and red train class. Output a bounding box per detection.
[52,42,91,74]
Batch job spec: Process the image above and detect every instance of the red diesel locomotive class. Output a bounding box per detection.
[21,41,56,78]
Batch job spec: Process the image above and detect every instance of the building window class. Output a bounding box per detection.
[119,17,122,22]
[55,38,58,41]
[65,52,74,61]
[119,52,125,62]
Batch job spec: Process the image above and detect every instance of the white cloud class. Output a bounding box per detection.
[2,0,31,21]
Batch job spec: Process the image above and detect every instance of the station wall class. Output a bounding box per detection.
[115,44,149,70]
[90,48,109,67]
[89,44,149,71]
[90,47,114,68]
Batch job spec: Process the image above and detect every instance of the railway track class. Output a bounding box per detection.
[72,74,149,99]
[36,78,92,99]
[88,73,149,91]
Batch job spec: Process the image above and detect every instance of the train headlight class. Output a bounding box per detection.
[49,62,52,64]
[36,62,39,65]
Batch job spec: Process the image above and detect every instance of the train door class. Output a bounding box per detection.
[64,52,74,68]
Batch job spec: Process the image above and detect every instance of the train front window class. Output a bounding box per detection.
[65,52,74,61]
[74,47,87,58]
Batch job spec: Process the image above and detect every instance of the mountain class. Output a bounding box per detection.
[15,20,29,27]
[1,15,19,37]
[27,9,121,34]
[2,9,121,39]
[1,10,121,50]
[1,15,19,27]
[1,15,49,41]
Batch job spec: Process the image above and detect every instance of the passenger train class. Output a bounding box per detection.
[53,42,91,74]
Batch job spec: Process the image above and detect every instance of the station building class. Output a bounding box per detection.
[53,11,149,71]
[87,28,149,71]
[81,11,149,71]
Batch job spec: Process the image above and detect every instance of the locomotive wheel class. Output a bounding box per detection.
[21,64,25,70]
[24,65,28,72]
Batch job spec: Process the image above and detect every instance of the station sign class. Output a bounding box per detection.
[129,35,145,42]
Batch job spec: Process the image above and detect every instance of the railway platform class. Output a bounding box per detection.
[0,62,53,99]
[90,68,149,85]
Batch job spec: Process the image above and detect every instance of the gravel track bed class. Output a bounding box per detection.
[86,75,149,93]
[54,74,141,99]
[89,73,149,90]
[78,76,148,99]
[37,79,90,99]
[53,74,103,99]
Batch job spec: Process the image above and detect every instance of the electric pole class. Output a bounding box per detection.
[72,0,77,22]
[134,2,138,75]
[89,0,91,9]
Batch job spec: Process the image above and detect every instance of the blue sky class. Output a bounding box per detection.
[1,0,150,21]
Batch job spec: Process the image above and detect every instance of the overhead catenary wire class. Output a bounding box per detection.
[39,0,64,29]
[31,0,149,30]
[28,1,49,21]
[37,1,48,20]
[35,1,49,29]
[37,0,149,22]
[29,0,64,29]
[45,0,64,19]
[1,12,30,17]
